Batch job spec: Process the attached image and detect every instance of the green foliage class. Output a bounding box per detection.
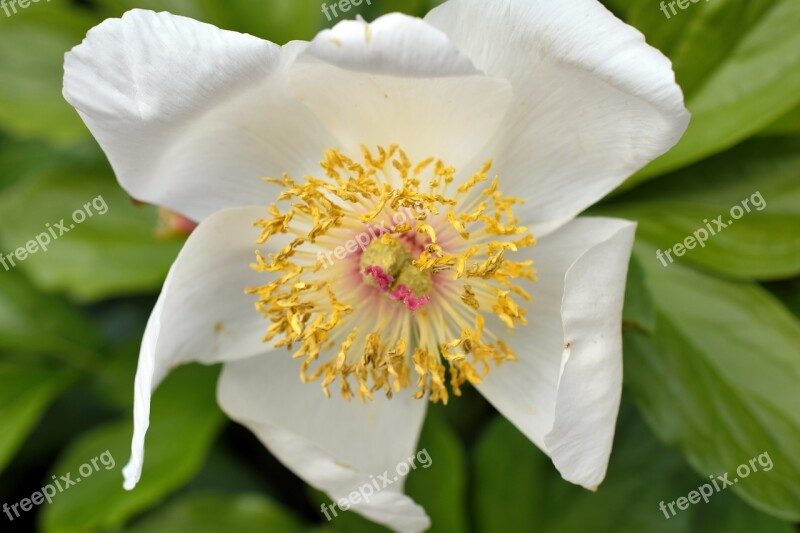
[624,245,800,521]
[41,364,225,533]
[607,0,800,187]
[96,0,324,42]
[0,363,75,473]
[405,410,469,533]
[473,406,793,533]
[760,104,800,136]
[623,255,655,333]
[0,160,183,301]
[0,4,99,144]
[598,137,800,280]
[0,269,103,357]
[124,491,308,532]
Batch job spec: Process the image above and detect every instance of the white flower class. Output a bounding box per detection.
[63,1,688,531]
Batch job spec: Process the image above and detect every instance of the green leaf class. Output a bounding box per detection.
[97,0,324,43]
[759,104,800,136]
[763,278,800,319]
[0,136,66,191]
[624,246,800,521]
[89,338,141,411]
[97,0,445,47]
[405,409,468,533]
[608,0,800,186]
[602,0,698,59]
[195,0,324,43]
[623,254,655,333]
[473,404,794,532]
[41,364,225,533]
[124,491,307,533]
[0,4,99,144]
[599,137,800,280]
[360,0,445,19]
[0,362,74,473]
[473,416,550,530]
[0,269,103,358]
[0,162,183,301]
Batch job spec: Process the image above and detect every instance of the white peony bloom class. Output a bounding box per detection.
[63,1,688,531]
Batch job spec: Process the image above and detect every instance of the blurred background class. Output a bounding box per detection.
[0,0,798,531]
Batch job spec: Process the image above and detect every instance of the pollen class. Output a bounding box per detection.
[247,145,536,404]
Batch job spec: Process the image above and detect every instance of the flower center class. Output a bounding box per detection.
[247,145,536,404]
[361,235,432,311]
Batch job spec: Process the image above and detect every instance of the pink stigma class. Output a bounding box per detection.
[364,265,394,291]
[364,265,430,311]
[390,285,431,312]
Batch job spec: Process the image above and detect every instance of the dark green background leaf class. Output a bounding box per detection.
[625,245,800,521]
[474,405,793,532]
[405,409,468,533]
[0,161,183,301]
[0,5,98,143]
[598,137,800,280]
[124,491,308,533]
[0,269,103,357]
[41,364,225,533]
[0,362,75,473]
[607,0,800,185]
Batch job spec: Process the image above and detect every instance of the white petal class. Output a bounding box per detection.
[304,12,478,77]
[123,206,285,490]
[64,9,335,222]
[218,355,430,533]
[426,0,689,236]
[289,13,513,170]
[476,217,635,489]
